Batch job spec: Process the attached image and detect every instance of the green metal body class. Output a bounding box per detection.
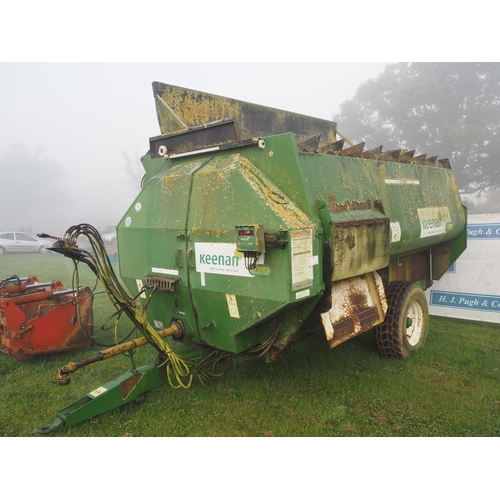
[119,133,326,357]
[41,84,467,432]
[39,361,167,433]
[117,94,466,358]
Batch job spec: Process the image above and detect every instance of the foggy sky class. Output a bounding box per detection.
[0,63,388,234]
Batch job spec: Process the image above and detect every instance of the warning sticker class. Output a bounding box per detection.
[296,289,311,300]
[89,387,107,398]
[390,222,401,243]
[226,294,240,318]
[136,279,146,299]
[291,229,314,291]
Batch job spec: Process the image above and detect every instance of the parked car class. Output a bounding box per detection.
[0,231,49,255]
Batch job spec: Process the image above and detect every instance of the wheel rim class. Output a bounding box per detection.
[406,300,424,346]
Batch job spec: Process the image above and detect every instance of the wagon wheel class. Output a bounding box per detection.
[375,281,429,358]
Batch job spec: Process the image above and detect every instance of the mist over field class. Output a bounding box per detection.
[0,63,388,236]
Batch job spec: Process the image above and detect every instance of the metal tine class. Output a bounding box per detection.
[399,150,416,163]
[379,149,401,161]
[318,139,345,155]
[425,156,439,167]
[340,142,365,157]
[439,158,451,169]
[297,134,321,153]
[362,145,383,160]
[412,153,427,165]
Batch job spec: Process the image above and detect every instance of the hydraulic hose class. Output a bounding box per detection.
[45,224,196,389]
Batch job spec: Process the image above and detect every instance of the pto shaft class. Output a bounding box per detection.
[56,321,182,385]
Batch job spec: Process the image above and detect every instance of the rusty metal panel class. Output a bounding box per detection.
[358,306,380,330]
[152,82,338,144]
[149,120,243,159]
[330,214,390,282]
[389,251,430,283]
[320,272,388,348]
[431,224,468,280]
[330,317,354,343]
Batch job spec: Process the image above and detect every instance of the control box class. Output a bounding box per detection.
[235,224,265,253]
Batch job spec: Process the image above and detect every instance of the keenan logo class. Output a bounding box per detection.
[194,242,252,277]
[199,253,239,267]
[421,218,443,230]
[418,207,451,238]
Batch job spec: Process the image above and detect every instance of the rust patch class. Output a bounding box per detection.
[154,83,338,143]
[238,157,313,229]
[358,307,380,330]
[331,317,355,341]
[120,373,144,399]
[345,233,355,250]
[389,252,430,283]
[328,194,385,215]
[321,273,387,349]
[346,288,369,311]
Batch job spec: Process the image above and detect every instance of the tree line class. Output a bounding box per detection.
[334,62,500,212]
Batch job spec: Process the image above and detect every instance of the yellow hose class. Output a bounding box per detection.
[65,224,196,389]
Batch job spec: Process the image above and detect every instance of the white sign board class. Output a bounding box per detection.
[426,213,500,323]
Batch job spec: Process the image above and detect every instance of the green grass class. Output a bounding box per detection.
[1,253,500,437]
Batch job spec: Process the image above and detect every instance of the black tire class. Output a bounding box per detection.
[375,281,429,358]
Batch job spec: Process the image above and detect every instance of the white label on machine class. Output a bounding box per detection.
[152,267,179,276]
[296,289,311,300]
[136,279,147,298]
[390,222,401,243]
[195,242,253,278]
[226,294,240,318]
[418,207,451,238]
[89,387,107,398]
[385,179,420,185]
[291,229,314,291]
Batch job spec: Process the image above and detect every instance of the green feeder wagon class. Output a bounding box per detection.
[40,83,467,433]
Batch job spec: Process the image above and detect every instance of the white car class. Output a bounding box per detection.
[0,231,49,255]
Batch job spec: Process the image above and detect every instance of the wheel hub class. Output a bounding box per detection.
[406,301,424,346]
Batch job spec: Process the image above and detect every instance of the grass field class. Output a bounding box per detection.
[1,252,500,437]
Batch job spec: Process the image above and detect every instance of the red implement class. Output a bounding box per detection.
[0,275,93,361]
